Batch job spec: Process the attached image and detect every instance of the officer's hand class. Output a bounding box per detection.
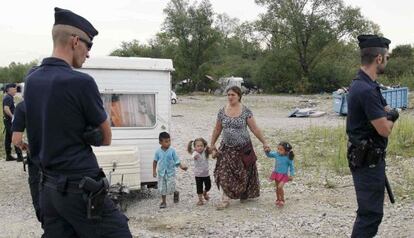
[153,171,157,178]
[384,105,392,112]
[386,109,399,122]
[21,143,29,151]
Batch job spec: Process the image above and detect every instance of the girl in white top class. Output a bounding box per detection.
[187,137,212,205]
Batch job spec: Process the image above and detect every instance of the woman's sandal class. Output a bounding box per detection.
[196,200,204,206]
[240,193,248,203]
[216,201,230,210]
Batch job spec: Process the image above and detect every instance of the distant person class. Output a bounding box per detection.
[347,34,397,237]
[153,132,188,208]
[110,94,124,127]
[187,137,212,206]
[3,83,23,161]
[12,101,41,222]
[265,142,295,207]
[210,86,269,210]
[24,7,132,237]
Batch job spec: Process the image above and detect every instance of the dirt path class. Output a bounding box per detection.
[0,95,413,237]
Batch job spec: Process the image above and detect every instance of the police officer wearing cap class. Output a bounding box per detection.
[346,35,398,237]
[12,67,42,223]
[24,7,132,237]
[3,83,23,161]
[12,100,42,222]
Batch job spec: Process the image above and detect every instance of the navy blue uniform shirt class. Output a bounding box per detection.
[12,102,41,167]
[12,101,26,132]
[3,93,15,120]
[346,69,388,149]
[25,57,107,177]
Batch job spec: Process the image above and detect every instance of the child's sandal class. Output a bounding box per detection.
[203,191,210,201]
[159,202,167,209]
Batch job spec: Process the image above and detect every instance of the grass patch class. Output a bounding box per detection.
[388,116,414,157]
[291,123,349,175]
[391,157,414,201]
[283,115,414,176]
[394,166,414,200]
[259,115,414,201]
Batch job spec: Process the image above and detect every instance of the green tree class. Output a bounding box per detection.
[255,0,377,92]
[254,49,301,93]
[391,44,413,58]
[0,61,37,85]
[211,17,263,88]
[384,44,414,79]
[163,0,221,91]
[110,40,159,57]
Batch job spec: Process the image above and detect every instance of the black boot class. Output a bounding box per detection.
[16,148,24,162]
[16,155,24,162]
[5,154,16,161]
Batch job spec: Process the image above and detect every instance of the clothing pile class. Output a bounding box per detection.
[288,108,326,118]
[334,87,349,95]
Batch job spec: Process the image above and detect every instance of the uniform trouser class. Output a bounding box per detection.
[351,159,385,238]
[3,119,22,157]
[27,160,41,222]
[40,183,132,238]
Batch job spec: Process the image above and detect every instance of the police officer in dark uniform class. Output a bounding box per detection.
[347,35,398,238]
[3,83,23,161]
[12,100,42,222]
[24,7,132,237]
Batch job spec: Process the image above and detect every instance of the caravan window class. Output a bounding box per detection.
[101,93,156,128]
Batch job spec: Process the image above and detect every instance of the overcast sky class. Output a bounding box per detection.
[1,0,413,66]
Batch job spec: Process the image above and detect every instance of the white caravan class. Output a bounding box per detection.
[218,76,244,94]
[77,56,174,191]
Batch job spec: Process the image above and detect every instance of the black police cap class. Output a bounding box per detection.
[54,7,98,40]
[358,34,391,49]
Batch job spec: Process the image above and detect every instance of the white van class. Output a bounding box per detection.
[77,56,174,190]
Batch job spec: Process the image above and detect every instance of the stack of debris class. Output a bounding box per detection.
[288,99,326,118]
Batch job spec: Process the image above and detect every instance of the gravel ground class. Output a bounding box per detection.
[0,94,413,237]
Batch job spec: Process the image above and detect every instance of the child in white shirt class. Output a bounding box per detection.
[187,137,211,205]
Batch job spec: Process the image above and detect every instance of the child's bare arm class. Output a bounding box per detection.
[153,161,157,177]
[193,154,201,160]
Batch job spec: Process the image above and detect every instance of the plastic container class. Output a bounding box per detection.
[381,87,409,109]
[333,87,409,115]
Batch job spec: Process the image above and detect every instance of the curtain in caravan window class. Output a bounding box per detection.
[100,94,156,128]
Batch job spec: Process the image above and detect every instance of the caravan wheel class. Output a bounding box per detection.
[171,99,177,104]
